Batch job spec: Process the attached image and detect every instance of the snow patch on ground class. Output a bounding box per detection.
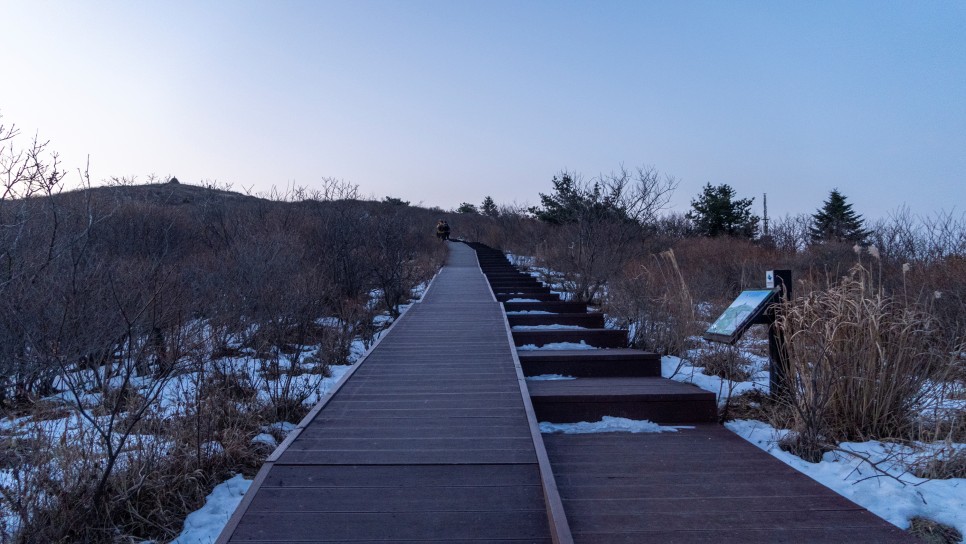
[506,298,541,303]
[526,374,576,381]
[727,419,966,536]
[540,416,694,434]
[505,310,554,315]
[171,474,251,544]
[662,354,769,402]
[517,341,598,351]
[251,433,277,448]
[511,324,586,331]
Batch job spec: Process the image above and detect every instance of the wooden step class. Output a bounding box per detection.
[527,377,717,424]
[512,328,627,348]
[508,313,604,328]
[489,281,543,290]
[479,268,520,274]
[485,271,537,279]
[497,293,560,302]
[484,273,534,280]
[492,286,553,296]
[504,301,587,314]
[517,348,660,377]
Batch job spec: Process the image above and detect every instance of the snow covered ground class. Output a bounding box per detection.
[511,324,587,331]
[540,416,692,434]
[170,475,250,544]
[517,341,597,351]
[728,419,966,538]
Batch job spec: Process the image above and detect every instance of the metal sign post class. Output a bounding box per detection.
[765,270,792,400]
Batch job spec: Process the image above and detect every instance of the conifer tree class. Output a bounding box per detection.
[809,189,868,244]
[686,183,760,238]
[456,202,479,214]
[480,196,499,217]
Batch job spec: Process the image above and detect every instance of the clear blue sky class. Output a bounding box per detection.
[2,1,964,219]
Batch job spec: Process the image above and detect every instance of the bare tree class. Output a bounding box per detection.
[769,213,813,254]
[532,165,678,302]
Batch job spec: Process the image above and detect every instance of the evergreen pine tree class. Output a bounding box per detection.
[456,202,479,214]
[809,189,868,244]
[480,196,499,217]
[686,183,760,238]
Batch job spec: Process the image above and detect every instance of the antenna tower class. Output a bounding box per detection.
[763,193,769,236]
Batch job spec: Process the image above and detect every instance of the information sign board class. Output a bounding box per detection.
[703,289,779,344]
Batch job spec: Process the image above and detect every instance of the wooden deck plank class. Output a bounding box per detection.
[285,437,537,451]
[276,448,538,465]
[245,485,546,513]
[570,528,908,544]
[261,464,542,488]
[315,408,529,419]
[227,511,550,542]
[233,540,551,544]
[566,509,907,532]
[297,425,532,439]
[560,495,861,513]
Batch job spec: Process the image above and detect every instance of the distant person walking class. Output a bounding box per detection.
[436,219,451,241]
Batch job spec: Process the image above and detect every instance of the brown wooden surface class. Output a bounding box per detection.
[497,292,561,302]
[219,242,556,543]
[543,424,913,543]
[508,313,606,327]
[520,356,661,378]
[504,301,588,313]
[512,329,628,348]
[517,348,661,379]
[528,376,717,424]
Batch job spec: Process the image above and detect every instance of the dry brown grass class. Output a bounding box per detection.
[908,516,963,544]
[607,249,698,356]
[692,344,755,382]
[775,265,958,459]
[912,446,966,480]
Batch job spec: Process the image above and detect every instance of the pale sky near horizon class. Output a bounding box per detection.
[2,1,964,220]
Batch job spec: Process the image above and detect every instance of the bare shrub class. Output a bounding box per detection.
[672,236,780,305]
[872,207,966,265]
[531,166,677,303]
[911,447,966,480]
[1,370,267,542]
[538,219,644,303]
[364,207,443,317]
[607,249,697,356]
[692,343,754,382]
[769,213,813,254]
[776,265,956,457]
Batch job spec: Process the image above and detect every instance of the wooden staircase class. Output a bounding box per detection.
[470,243,717,425]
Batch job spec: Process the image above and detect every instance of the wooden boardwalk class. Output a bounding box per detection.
[219,242,913,544]
[217,242,567,543]
[473,243,912,544]
[543,427,912,543]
